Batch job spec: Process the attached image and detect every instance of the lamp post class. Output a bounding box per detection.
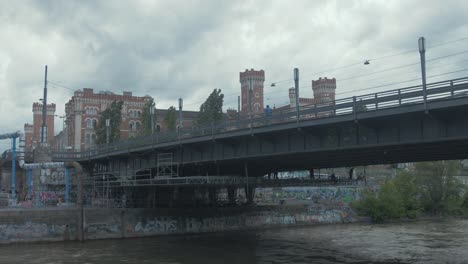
[105,119,110,145]
[178,98,183,131]
[294,68,300,121]
[150,104,155,135]
[55,114,66,151]
[419,37,427,113]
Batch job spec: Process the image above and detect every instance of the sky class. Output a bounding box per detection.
[1,0,468,152]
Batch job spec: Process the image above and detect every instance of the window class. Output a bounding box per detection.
[91,134,97,145]
[86,119,92,128]
[255,93,260,98]
[129,121,135,130]
[254,103,261,113]
[156,124,161,132]
[85,134,90,144]
[136,122,141,130]
[92,119,97,128]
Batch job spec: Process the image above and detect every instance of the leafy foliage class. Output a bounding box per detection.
[141,98,155,135]
[353,161,466,222]
[414,161,464,214]
[164,106,177,131]
[196,89,224,126]
[96,101,123,144]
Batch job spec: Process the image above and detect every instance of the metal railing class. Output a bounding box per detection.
[52,77,468,160]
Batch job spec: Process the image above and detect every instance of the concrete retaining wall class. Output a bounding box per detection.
[0,204,359,243]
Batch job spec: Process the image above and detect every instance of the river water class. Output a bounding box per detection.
[0,218,466,264]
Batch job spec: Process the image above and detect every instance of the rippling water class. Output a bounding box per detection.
[0,218,466,264]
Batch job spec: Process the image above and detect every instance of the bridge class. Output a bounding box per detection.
[53,77,468,178]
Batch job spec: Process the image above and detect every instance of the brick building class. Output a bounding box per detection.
[23,103,56,151]
[64,88,199,151]
[278,77,337,111]
[239,69,265,116]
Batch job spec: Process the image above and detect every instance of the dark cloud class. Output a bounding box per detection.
[1,0,468,152]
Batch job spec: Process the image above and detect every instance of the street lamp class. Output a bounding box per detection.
[105,119,110,145]
[150,104,155,134]
[55,114,66,151]
[418,37,427,113]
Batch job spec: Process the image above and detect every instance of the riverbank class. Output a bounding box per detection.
[0,204,366,244]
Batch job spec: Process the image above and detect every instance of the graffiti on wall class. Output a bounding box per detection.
[133,217,177,234]
[255,186,363,205]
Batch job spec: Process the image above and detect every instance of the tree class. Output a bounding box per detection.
[141,98,155,136]
[196,89,224,126]
[164,106,177,131]
[414,161,464,214]
[96,101,123,144]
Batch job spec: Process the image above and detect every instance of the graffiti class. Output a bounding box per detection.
[133,217,177,234]
[0,222,65,240]
[255,186,363,205]
[87,223,119,235]
[186,216,243,233]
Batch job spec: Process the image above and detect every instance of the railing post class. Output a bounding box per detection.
[353,96,357,122]
[374,94,378,110]
[398,89,402,105]
[65,168,70,205]
[450,80,454,97]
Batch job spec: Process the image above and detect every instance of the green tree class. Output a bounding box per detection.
[196,89,224,126]
[414,161,464,214]
[96,101,123,144]
[164,106,177,131]
[141,98,155,136]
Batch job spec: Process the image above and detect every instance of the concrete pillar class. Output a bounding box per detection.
[245,187,255,204]
[227,187,236,205]
[208,187,217,205]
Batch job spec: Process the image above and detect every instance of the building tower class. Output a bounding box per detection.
[32,102,55,148]
[239,69,265,116]
[312,77,336,104]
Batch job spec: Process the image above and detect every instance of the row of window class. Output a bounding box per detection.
[128,109,142,118]
[129,121,141,131]
[85,107,99,115]
[85,118,98,129]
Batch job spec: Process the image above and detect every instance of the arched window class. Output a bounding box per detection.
[137,111,141,117]
[91,134,97,145]
[254,103,261,113]
[92,119,97,128]
[85,134,90,144]
[136,122,141,130]
[86,119,92,128]
[129,121,135,131]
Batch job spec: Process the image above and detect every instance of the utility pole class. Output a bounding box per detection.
[418,37,428,113]
[249,78,253,122]
[105,119,110,145]
[41,65,48,144]
[178,98,183,131]
[237,95,241,120]
[294,68,300,121]
[150,104,155,134]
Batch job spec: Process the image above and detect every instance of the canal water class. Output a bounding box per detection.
[0,218,466,264]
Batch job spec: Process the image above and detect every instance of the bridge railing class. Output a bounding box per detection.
[52,77,468,160]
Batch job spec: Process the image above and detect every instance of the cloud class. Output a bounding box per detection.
[0,0,467,152]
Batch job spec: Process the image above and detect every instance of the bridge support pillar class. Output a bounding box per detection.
[245,187,255,204]
[227,187,236,205]
[208,187,217,205]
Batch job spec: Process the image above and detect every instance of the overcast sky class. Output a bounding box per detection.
[1,0,468,151]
